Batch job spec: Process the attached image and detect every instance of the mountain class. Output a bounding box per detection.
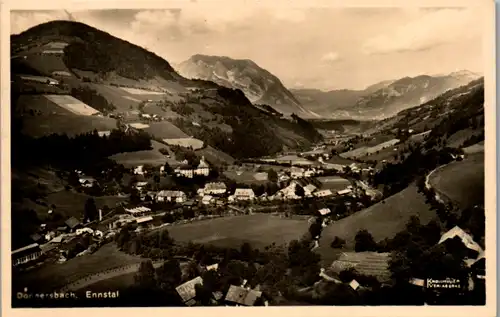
[293,72,481,120]
[176,54,320,118]
[10,20,322,160]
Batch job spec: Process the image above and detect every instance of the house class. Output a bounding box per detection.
[438,226,483,255]
[97,131,111,137]
[203,182,227,195]
[195,156,210,176]
[225,285,262,306]
[76,227,94,236]
[202,195,214,205]
[304,184,317,197]
[79,176,96,188]
[175,164,194,178]
[233,188,255,201]
[304,169,316,177]
[156,190,186,203]
[136,216,154,226]
[125,206,151,216]
[175,276,203,304]
[65,217,82,232]
[12,243,43,267]
[313,189,333,198]
[206,263,219,271]
[290,167,305,179]
[318,208,331,216]
[134,165,145,175]
[330,252,392,283]
[134,181,149,191]
[337,188,353,196]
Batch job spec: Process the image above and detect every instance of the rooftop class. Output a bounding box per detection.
[225,285,262,306]
[330,252,392,282]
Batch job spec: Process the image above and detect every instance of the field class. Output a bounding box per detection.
[223,171,269,184]
[128,122,150,129]
[196,145,235,165]
[42,190,128,220]
[120,87,166,96]
[463,141,484,154]
[88,84,141,111]
[166,214,310,250]
[13,244,142,293]
[317,176,351,191]
[16,95,117,137]
[446,128,483,148]
[45,95,100,116]
[429,152,484,210]
[144,121,189,139]
[340,139,400,159]
[163,137,204,150]
[109,140,178,167]
[316,184,435,265]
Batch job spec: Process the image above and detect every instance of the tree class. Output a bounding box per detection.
[84,198,98,222]
[240,242,253,262]
[163,162,173,175]
[156,259,182,290]
[134,260,157,290]
[295,184,305,198]
[130,188,141,205]
[354,229,378,252]
[268,168,278,182]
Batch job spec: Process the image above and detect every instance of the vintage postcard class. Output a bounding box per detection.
[1,0,496,316]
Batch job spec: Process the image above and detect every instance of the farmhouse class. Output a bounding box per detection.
[156,190,186,203]
[277,181,302,200]
[65,217,82,232]
[225,285,262,306]
[175,157,210,178]
[304,184,318,197]
[232,188,255,201]
[12,243,42,267]
[330,252,392,283]
[98,131,111,137]
[175,276,204,305]
[136,216,154,226]
[203,182,227,195]
[438,226,483,255]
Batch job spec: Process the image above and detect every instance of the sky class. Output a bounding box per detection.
[10,6,484,91]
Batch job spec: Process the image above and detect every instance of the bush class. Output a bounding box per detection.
[354,229,378,252]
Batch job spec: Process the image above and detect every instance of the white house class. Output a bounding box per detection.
[337,188,353,196]
[76,227,94,236]
[134,165,145,175]
[314,189,333,198]
[195,156,210,176]
[156,190,187,203]
[135,181,149,191]
[202,195,214,205]
[233,188,255,201]
[277,181,302,200]
[438,226,483,254]
[125,206,151,215]
[203,182,227,195]
[318,208,331,216]
[304,184,317,197]
[290,167,305,179]
[79,176,96,188]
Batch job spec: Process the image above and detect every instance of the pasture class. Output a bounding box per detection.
[109,140,177,167]
[13,244,142,293]
[163,137,204,150]
[16,95,117,137]
[128,122,150,129]
[166,213,310,250]
[45,95,100,116]
[463,141,484,154]
[316,184,435,265]
[120,87,166,95]
[429,152,484,210]
[196,145,235,165]
[339,139,400,159]
[144,121,189,139]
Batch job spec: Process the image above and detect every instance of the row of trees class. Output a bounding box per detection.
[70,86,116,113]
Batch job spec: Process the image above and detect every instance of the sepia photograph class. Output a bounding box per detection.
[2,0,496,314]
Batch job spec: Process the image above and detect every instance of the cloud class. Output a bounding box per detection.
[321,51,340,62]
[362,8,480,55]
[10,10,68,34]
